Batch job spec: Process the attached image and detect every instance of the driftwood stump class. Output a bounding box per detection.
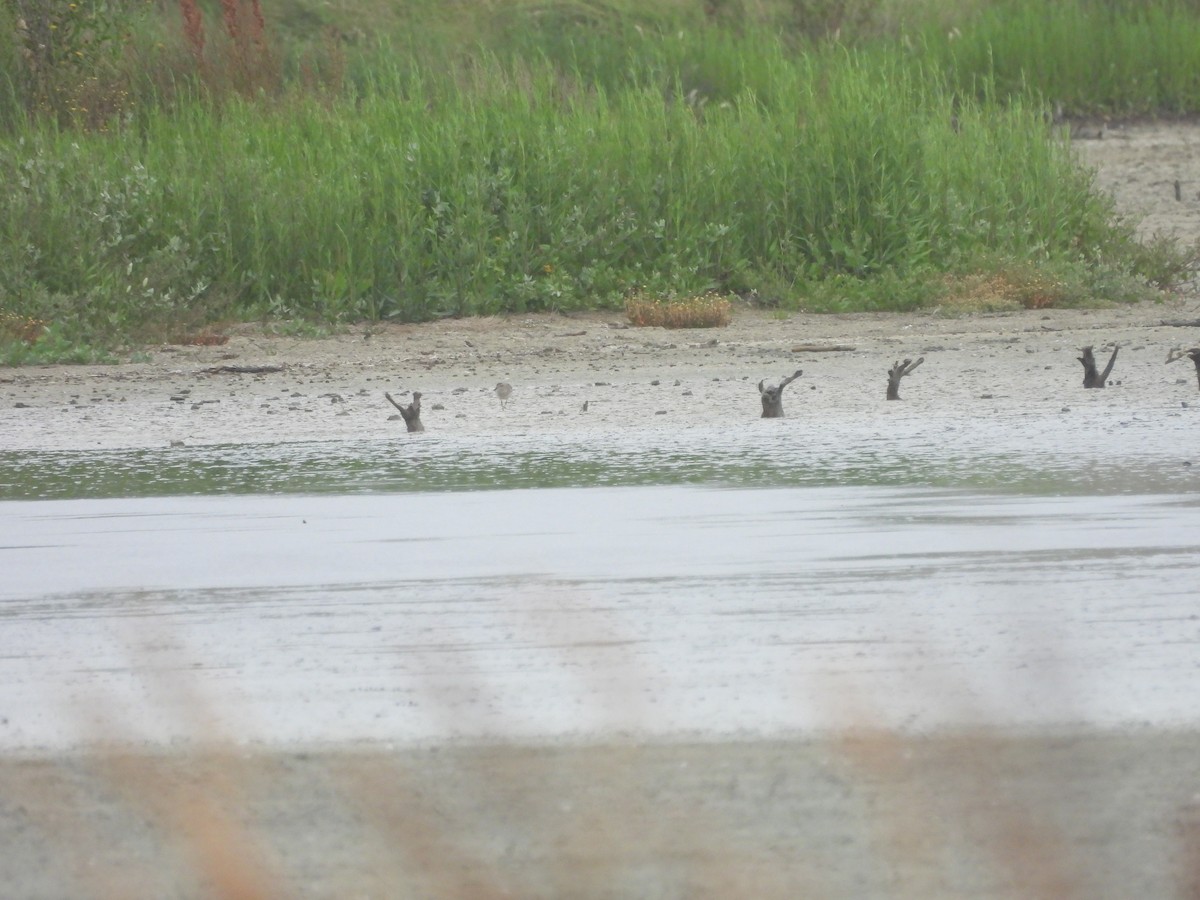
[758,369,803,418]
[1167,347,1200,390]
[384,391,424,432]
[886,357,924,400]
[1078,345,1118,388]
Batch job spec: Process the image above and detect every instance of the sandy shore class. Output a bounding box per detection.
[3,123,1200,898]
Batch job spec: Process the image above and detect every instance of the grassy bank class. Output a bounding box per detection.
[0,1,1196,361]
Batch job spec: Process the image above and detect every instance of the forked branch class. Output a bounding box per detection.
[385,391,425,432]
[758,369,803,418]
[1167,346,1200,391]
[886,357,924,400]
[1078,345,1118,389]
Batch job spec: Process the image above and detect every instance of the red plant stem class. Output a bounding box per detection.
[248,0,267,50]
[219,0,240,42]
[179,0,206,61]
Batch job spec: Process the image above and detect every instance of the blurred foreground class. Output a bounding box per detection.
[2,731,1198,898]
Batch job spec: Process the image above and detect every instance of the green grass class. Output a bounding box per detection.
[0,1,1197,359]
[0,327,117,366]
[929,0,1200,117]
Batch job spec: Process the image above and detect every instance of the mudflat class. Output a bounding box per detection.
[2,300,1200,453]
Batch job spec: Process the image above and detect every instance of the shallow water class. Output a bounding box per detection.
[1,412,1198,500]
[2,466,1199,749]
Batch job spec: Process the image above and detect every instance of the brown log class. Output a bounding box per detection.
[886,357,924,400]
[790,343,856,353]
[758,369,803,418]
[384,391,424,432]
[200,364,285,375]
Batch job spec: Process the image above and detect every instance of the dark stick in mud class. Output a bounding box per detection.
[1184,349,1200,391]
[1078,346,1118,388]
[886,357,925,400]
[1166,347,1200,390]
[758,369,803,418]
[200,364,286,376]
[384,391,424,432]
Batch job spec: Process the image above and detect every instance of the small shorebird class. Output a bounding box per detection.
[494,382,512,408]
